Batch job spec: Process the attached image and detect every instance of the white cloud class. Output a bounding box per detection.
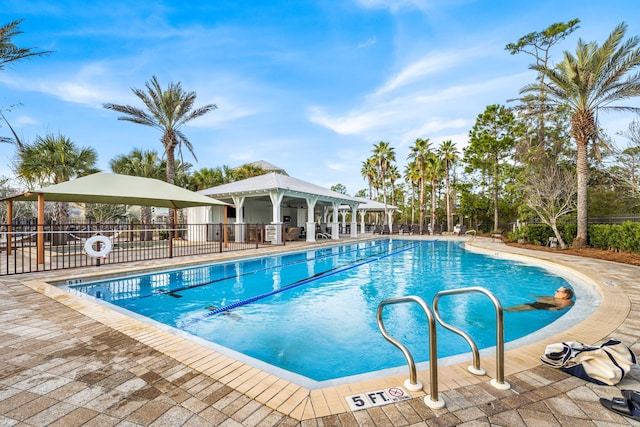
[15,115,38,126]
[308,71,528,143]
[375,48,482,95]
[357,36,377,48]
[0,65,127,108]
[188,101,256,128]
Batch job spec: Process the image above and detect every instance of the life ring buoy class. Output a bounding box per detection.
[84,235,112,258]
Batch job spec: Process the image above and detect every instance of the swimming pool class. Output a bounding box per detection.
[68,239,590,387]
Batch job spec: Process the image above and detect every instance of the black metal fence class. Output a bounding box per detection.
[0,223,282,276]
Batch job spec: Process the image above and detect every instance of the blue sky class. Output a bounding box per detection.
[1,0,640,195]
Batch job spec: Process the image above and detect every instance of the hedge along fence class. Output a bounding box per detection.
[589,222,640,253]
[509,222,640,254]
[509,223,576,247]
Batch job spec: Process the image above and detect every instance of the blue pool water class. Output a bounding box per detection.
[69,239,576,383]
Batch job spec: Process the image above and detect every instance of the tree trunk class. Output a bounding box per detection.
[430,181,437,232]
[550,222,566,249]
[574,139,589,248]
[445,164,452,232]
[410,185,415,225]
[493,183,499,232]
[418,177,425,234]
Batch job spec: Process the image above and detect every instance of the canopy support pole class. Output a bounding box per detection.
[37,193,44,265]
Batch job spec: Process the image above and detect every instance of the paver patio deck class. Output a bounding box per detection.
[1,236,640,426]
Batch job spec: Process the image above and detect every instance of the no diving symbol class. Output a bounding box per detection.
[388,387,404,398]
[345,386,410,411]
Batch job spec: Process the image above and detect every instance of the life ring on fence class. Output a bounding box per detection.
[84,235,112,258]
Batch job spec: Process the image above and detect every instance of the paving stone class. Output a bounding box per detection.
[2,239,640,426]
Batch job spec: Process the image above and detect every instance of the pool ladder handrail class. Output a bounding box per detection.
[376,296,445,409]
[432,286,511,390]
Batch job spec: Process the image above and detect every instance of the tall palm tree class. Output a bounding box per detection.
[16,133,98,223]
[371,141,396,224]
[407,138,431,233]
[424,153,443,233]
[520,22,640,247]
[360,157,377,199]
[437,140,459,232]
[103,75,217,186]
[387,164,400,206]
[404,161,420,225]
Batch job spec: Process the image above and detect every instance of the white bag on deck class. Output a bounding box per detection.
[540,339,636,386]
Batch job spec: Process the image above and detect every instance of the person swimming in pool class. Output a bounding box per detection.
[504,286,575,312]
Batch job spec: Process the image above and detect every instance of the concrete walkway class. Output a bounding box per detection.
[1,237,640,426]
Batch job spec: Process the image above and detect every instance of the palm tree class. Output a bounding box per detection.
[407,138,431,234]
[110,149,165,229]
[520,22,640,248]
[404,161,420,226]
[0,19,51,70]
[103,75,217,186]
[110,148,165,180]
[387,164,401,206]
[371,141,396,224]
[360,157,377,199]
[232,163,266,181]
[437,140,459,232]
[16,133,98,223]
[192,167,224,190]
[424,153,443,233]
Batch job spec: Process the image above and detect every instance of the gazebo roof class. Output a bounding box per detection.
[199,172,361,206]
[347,197,397,212]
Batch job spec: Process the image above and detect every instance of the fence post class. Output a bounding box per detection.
[219,224,223,253]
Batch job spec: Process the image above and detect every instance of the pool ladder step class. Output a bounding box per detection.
[376,286,511,409]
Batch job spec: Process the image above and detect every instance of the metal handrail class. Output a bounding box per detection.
[377,296,445,409]
[432,287,511,390]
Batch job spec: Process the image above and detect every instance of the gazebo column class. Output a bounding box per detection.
[232,195,246,243]
[331,201,340,240]
[321,206,330,234]
[339,209,347,233]
[387,209,396,230]
[359,209,367,234]
[305,196,318,243]
[269,190,285,244]
[350,205,358,238]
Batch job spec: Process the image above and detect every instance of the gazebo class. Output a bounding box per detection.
[193,172,363,244]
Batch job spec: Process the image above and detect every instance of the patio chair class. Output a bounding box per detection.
[391,224,400,234]
[382,225,390,234]
[458,225,467,236]
[285,227,301,241]
[432,224,442,235]
[373,224,383,234]
[410,224,420,235]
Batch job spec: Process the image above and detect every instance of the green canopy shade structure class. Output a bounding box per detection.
[2,172,229,209]
[1,172,229,263]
